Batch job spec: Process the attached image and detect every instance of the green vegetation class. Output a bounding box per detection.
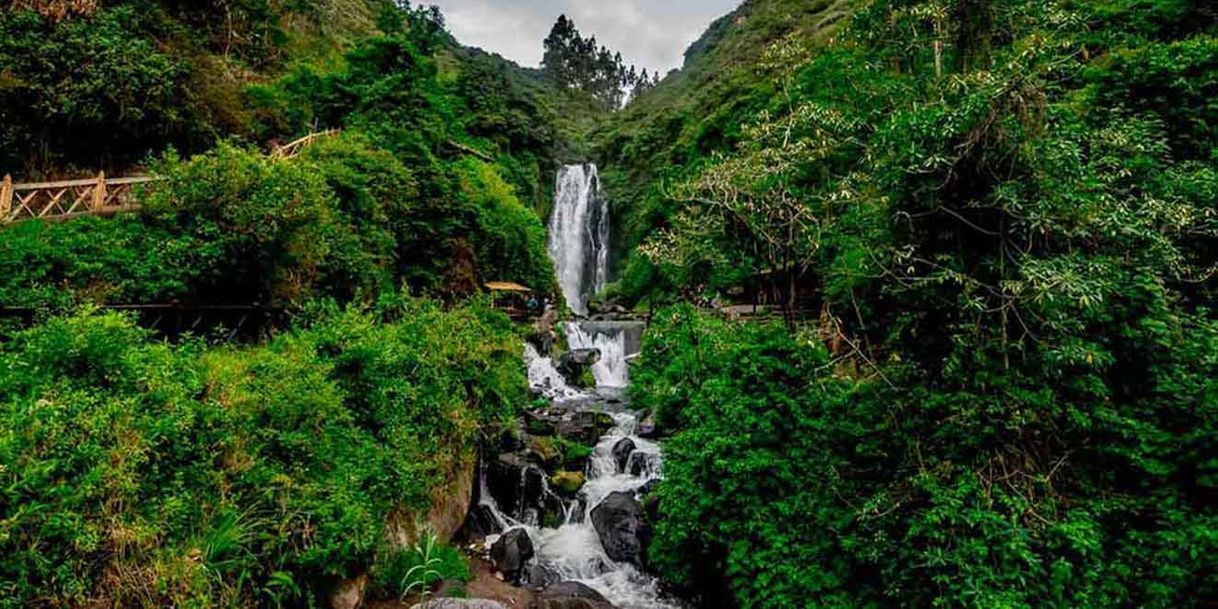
[622,0,1218,607]
[0,301,522,607]
[0,4,561,606]
[369,530,471,601]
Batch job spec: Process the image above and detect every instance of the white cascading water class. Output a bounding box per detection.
[564,322,629,388]
[549,164,610,317]
[498,161,677,607]
[524,344,585,402]
[513,336,677,607]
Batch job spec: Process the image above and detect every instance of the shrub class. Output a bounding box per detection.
[636,306,1218,608]
[0,300,525,607]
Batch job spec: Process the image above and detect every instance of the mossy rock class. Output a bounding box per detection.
[551,471,586,496]
[529,436,561,470]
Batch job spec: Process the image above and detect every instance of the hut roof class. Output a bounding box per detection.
[484,281,531,293]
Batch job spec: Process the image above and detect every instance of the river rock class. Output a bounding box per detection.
[532,581,616,609]
[550,471,586,496]
[590,491,642,565]
[626,452,660,478]
[488,454,547,518]
[526,563,561,589]
[525,411,558,436]
[414,600,507,609]
[611,438,635,473]
[557,348,601,385]
[635,479,659,497]
[558,410,615,445]
[490,529,534,585]
[635,412,660,439]
[459,504,503,541]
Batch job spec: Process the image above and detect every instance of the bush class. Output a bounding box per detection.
[637,306,1218,608]
[0,300,525,607]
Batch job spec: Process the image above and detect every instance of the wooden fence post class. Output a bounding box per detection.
[0,174,12,223]
[92,171,106,211]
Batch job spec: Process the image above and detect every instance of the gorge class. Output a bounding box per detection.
[469,163,675,608]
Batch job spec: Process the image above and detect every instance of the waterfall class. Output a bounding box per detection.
[565,322,630,388]
[549,164,610,316]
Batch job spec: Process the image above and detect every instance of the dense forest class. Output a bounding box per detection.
[606,0,1218,607]
[1,0,1216,607]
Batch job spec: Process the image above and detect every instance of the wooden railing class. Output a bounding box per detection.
[271,129,340,160]
[0,173,157,225]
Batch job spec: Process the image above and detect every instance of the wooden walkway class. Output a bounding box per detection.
[0,130,341,226]
[1,173,155,225]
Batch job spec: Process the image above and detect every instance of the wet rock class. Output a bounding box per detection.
[611,438,636,473]
[459,504,503,541]
[525,411,558,436]
[558,411,615,445]
[568,495,588,524]
[626,452,660,478]
[490,529,534,585]
[528,436,562,471]
[557,349,602,385]
[635,412,660,439]
[414,599,507,609]
[488,454,547,520]
[590,491,642,565]
[635,479,659,497]
[532,581,616,609]
[550,471,586,496]
[526,563,561,589]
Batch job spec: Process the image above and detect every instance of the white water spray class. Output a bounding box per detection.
[564,322,630,388]
[549,164,610,316]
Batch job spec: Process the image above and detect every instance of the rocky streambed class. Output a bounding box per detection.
[451,322,677,609]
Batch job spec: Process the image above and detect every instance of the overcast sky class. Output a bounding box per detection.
[424,0,743,75]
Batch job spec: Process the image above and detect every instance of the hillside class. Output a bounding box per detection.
[613,0,1218,606]
[594,0,855,269]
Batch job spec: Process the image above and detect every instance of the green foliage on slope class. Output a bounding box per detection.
[0,301,522,607]
[627,0,1218,607]
[637,301,1218,608]
[0,2,562,308]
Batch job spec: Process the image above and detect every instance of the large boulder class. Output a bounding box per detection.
[611,438,635,474]
[490,529,535,585]
[558,411,615,445]
[532,581,616,609]
[557,349,601,385]
[590,492,642,565]
[488,454,547,520]
[458,504,503,541]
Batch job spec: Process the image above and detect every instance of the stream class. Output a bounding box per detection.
[480,164,679,608]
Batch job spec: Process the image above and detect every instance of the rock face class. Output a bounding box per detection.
[490,529,535,585]
[590,491,642,565]
[611,438,635,473]
[532,581,616,609]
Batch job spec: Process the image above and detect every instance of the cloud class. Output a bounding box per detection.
[425,0,741,74]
